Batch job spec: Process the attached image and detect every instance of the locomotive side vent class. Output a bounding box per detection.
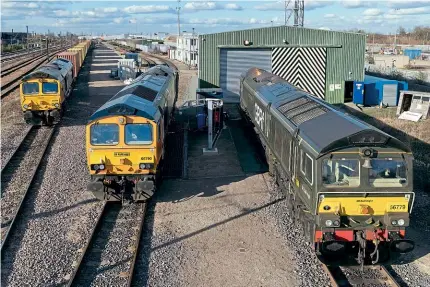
[278,96,328,126]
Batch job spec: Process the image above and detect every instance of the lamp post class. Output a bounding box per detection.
[394,8,399,48]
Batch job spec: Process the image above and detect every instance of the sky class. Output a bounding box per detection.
[1,0,430,36]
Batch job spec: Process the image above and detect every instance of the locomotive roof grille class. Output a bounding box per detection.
[110,85,158,102]
[278,96,328,126]
[242,67,412,154]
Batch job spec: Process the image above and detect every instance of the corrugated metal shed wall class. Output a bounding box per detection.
[198,26,366,104]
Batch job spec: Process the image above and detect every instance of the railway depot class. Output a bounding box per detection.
[1,24,430,287]
[198,26,366,103]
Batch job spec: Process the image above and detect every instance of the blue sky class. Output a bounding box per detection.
[1,0,430,35]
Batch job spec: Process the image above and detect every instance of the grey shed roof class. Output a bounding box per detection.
[88,65,175,122]
[242,68,411,155]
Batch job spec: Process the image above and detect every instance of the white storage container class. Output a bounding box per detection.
[117,59,136,70]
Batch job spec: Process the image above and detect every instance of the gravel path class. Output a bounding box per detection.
[262,176,331,286]
[1,45,124,287]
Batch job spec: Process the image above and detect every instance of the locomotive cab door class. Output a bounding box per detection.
[291,141,299,188]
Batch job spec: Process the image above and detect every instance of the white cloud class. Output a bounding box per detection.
[184,2,217,11]
[324,13,336,18]
[363,8,382,16]
[1,1,39,9]
[383,14,401,19]
[388,7,430,14]
[255,0,332,11]
[224,3,242,10]
[319,27,331,31]
[183,2,242,11]
[305,0,333,10]
[342,0,371,8]
[96,7,119,13]
[53,10,70,17]
[113,17,124,24]
[129,18,137,24]
[186,17,268,26]
[122,5,173,14]
[386,0,430,9]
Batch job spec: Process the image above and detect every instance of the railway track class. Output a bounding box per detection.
[66,203,146,286]
[0,126,56,251]
[1,48,44,63]
[142,53,178,71]
[1,47,66,77]
[1,48,68,99]
[323,264,400,287]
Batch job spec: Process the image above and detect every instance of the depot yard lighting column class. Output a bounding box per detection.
[43,37,49,61]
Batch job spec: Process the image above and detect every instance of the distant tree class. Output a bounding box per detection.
[398,26,406,36]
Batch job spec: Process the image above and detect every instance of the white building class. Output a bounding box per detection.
[171,33,198,67]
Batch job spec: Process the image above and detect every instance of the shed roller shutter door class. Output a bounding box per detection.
[220,49,272,103]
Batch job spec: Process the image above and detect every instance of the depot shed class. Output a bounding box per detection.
[198,26,366,104]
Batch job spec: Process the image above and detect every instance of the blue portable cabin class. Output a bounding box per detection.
[403,49,422,60]
[352,81,365,105]
[362,75,408,107]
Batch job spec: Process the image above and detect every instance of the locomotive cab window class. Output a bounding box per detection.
[368,159,407,187]
[90,124,119,145]
[125,124,153,145]
[300,151,313,185]
[22,82,39,95]
[42,82,58,94]
[322,159,360,187]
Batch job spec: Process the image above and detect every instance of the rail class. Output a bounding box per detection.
[1,46,68,77]
[0,126,56,252]
[67,203,146,286]
[323,264,400,287]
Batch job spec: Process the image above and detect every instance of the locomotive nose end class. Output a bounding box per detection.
[390,239,415,254]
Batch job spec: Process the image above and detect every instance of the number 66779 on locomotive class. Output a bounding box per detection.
[240,68,415,264]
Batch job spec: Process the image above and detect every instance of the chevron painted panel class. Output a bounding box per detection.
[272,47,327,99]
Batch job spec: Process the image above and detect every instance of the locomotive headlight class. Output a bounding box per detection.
[325,220,333,227]
[333,220,340,227]
[139,163,153,169]
[397,219,405,226]
[99,164,105,170]
[94,164,99,170]
[391,220,398,225]
[23,104,29,109]
[54,103,60,108]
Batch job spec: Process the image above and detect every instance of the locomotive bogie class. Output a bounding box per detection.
[240,68,415,264]
[85,65,178,202]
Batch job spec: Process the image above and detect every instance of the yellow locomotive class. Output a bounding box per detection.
[20,41,91,125]
[20,59,74,125]
[86,65,178,202]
